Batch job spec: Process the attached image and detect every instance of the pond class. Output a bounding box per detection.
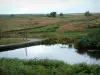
[0,44,100,64]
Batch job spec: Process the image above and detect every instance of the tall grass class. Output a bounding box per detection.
[0,58,100,75]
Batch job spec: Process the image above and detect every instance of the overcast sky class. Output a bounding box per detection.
[0,0,100,14]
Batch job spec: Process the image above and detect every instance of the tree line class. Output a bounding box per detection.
[47,11,92,18]
[47,12,63,18]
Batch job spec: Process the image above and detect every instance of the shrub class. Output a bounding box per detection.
[75,30,100,49]
[47,12,57,18]
[10,14,15,17]
[60,13,63,16]
[85,11,92,16]
[50,12,56,18]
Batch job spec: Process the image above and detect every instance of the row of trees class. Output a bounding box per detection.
[47,12,63,18]
[8,11,92,19]
[47,11,92,18]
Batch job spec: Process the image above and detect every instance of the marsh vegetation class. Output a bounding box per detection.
[0,58,100,75]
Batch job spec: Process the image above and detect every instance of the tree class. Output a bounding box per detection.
[10,14,15,17]
[47,12,57,18]
[50,12,57,18]
[85,11,92,16]
[60,13,63,16]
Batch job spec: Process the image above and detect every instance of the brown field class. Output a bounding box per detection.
[59,22,93,31]
[0,14,100,38]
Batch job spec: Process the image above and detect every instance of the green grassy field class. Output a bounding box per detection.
[0,58,100,75]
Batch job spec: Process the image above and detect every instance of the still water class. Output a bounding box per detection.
[0,44,100,64]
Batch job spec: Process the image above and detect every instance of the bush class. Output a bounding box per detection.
[10,14,15,17]
[47,12,56,18]
[85,11,92,16]
[50,12,56,18]
[75,30,100,49]
[60,13,63,16]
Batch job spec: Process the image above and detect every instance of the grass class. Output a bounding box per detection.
[0,38,27,45]
[1,28,100,45]
[19,24,46,30]
[64,30,87,37]
[41,37,72,45]
[64,27,100,36]
[28,24,60,33]
[71,19,90,22]
[2,28,100,45]
[0,58,100,75]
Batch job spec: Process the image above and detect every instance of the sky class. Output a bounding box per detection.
[0,0,100,14]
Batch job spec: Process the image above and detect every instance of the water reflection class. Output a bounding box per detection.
[76,49,100,60]
[25,47,27,56]
[0,44,100,64]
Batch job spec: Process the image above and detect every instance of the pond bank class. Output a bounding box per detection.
[0,37,76,51]
[0,38,42,51]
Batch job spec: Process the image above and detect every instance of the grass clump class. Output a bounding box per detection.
[0,58,100,75]
[75,29,100,49]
